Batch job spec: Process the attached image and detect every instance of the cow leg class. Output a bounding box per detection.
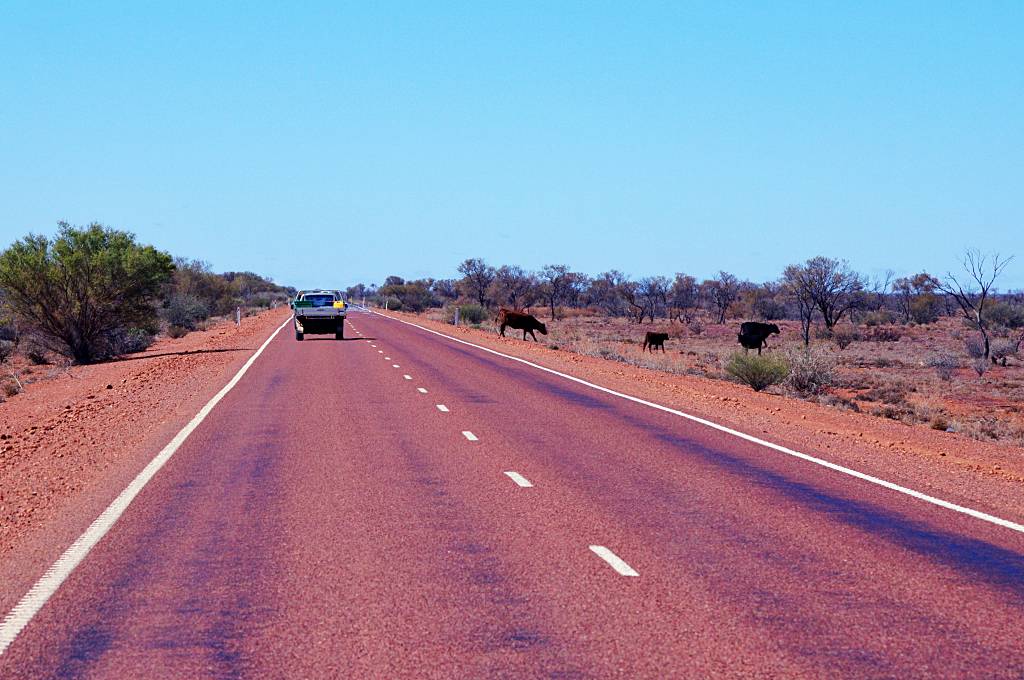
[660,344,665,353]
[499,324,506,337]
[643,341,649,352]
[528,329,538,341]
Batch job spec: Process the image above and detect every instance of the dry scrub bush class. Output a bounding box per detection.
[832,327,860,350]
[785,348,836,396]
[725,352,790,392]
[866,327,902,342]
[0,340,14,364]
[928,354,959,381]
[990,338,1020,366]
[964,335,986,359]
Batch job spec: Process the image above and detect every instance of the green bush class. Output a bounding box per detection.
[167,325,189,339]
[458,304,488,324]
[725,352,790,392]
[0,223,173,363]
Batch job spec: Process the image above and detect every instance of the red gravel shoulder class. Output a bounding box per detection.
[0,308,291,612]
[384,311,1024,524]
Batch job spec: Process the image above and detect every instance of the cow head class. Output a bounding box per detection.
[768,323,781,335]
[537,321,548,335]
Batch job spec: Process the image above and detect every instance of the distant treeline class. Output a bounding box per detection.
[0,222,294,364]
[348,252,1023,359]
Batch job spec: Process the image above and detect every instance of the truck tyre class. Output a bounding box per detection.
[295,330,304,341]
[335,320,345,340]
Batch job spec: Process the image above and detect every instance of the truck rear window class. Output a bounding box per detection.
[302,295,335,307]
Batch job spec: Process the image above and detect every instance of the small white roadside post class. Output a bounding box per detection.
[454,307,460,326]
[236,307,241,326]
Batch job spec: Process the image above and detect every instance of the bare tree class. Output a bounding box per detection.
[783,256,863,331]
[490,265,534,310]
[639,276,670,322]
[538,264,572,320]
[935,250,1014,361]
[701,271,739,324]
[587,271,629,316]
[668,273,699,322]
[456,258,495,308]
[618,278,648,324]
[782,266,816,347]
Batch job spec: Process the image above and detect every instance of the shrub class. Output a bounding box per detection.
[990,338,1020,366]
[785,348,836,396]
[106,327,154,354]
[2,380,19,397]
[725,352,790,392]
[167,325,189,339]
[987,301,1024,329]
[867,327,902,342]
[964,335,986,359]
[863,310,896,326]
[928,354,959,381]
[857,379,913,405]
[687,319,704,336]
[382,296,402,311]
[0,223,173,363]
[457,304,488,325]
[972,358,989,377]
[25,342,50,365]
[832,326,860,350]
[162,294,209,331]
[0,340,14,364]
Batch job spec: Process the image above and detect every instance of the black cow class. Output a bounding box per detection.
[643,332,669,353]
[738,322,780,354]
[497,308,548,342]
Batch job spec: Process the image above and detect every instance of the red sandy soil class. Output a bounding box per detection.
[385,311,1024,524]
[0,308,291,609]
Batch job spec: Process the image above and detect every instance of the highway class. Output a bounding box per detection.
[2,309,1024,678]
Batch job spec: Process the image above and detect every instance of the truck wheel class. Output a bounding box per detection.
[335,320,345,340]
[295,330,304,341]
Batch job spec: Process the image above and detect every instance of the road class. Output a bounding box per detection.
[2,309,1024,678]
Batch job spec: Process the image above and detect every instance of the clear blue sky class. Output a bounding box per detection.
[1,2,1021,290]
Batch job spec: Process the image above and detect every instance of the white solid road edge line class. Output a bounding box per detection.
[0,316,293,656]
[590,546,639,576]
[462,431,479,441]
[504,471,533,488]
[374,312,1024,535]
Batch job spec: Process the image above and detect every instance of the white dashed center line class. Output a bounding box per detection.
[504,471,533,487]
[589,546,639,576]
[461,431,478,441]
[403,374,412,380]
[392,364,400,368]
[436,404,449,412]
[417,388,428,394]
[385,356,391,360]
[378,350,383,354]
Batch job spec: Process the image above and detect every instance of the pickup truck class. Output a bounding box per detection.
[291,290,347,341]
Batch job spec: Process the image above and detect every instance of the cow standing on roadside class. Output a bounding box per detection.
[497,308,548,342]
[643,332,669,353]
[738,322,780,355]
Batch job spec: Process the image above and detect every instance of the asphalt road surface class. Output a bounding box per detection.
[3,310,1024,678]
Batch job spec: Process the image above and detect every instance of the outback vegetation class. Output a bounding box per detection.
[351,251,1024,447]
[0,223,293,399]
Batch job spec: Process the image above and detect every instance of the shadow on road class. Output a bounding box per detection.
[101,348,253,363]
